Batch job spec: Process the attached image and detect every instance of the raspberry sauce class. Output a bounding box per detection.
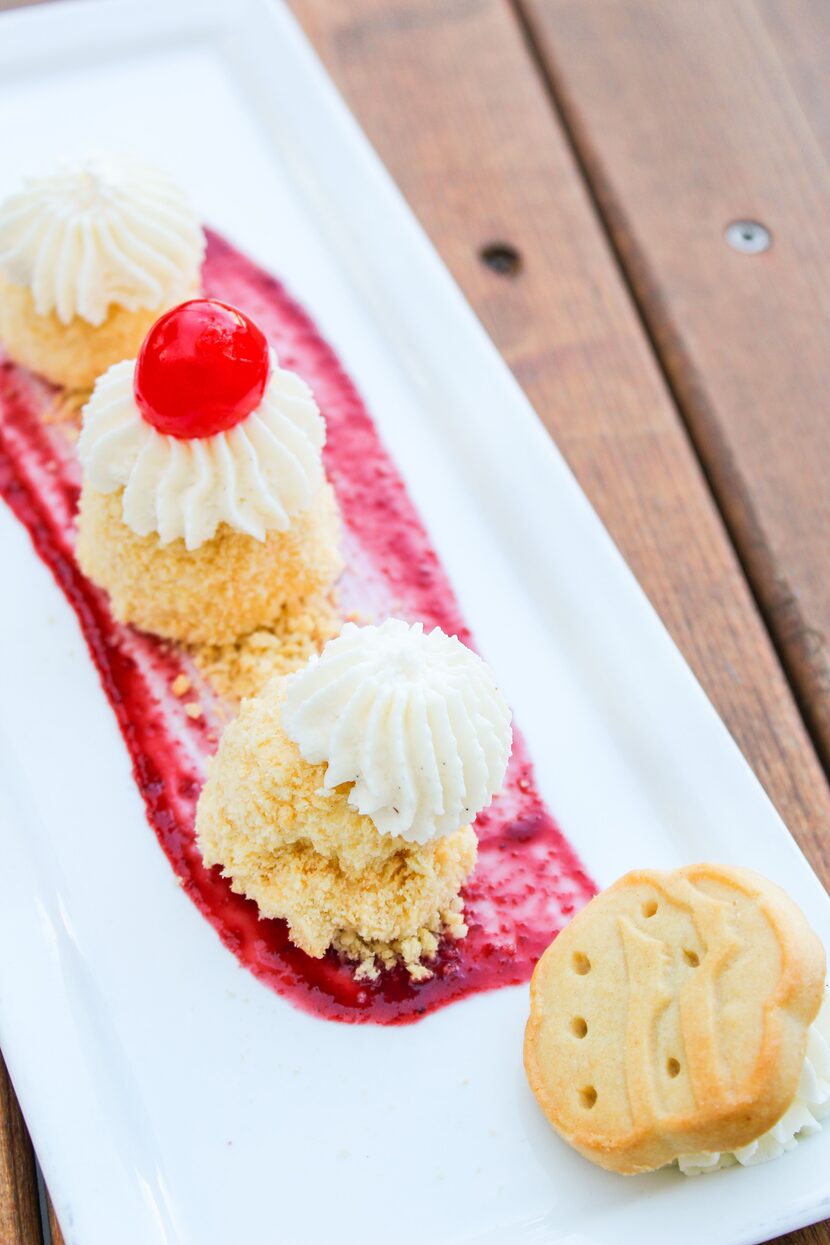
[0,231,595,1025]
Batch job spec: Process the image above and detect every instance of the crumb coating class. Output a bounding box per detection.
[76,481,342,644]
[0,272,173,390]
[192,592,342,703]
[195,679,477,964]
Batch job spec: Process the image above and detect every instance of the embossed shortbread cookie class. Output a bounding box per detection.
[524,864,826,1174]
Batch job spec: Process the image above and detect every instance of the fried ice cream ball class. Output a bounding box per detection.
[195,679,477,966]
[0,272,183,391]
[76,481,342,644]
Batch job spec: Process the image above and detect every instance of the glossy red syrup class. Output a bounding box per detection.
[135,299,270,438]
[0,231,595,1025]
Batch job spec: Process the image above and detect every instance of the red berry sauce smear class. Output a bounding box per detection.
[0,230,595,1025]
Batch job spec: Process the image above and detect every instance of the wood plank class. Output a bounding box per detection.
[520,0,830,792]
[756,1,830,160]
[0,1055,41,1245]
[47,1198,64,1245]
[289,0,830,874]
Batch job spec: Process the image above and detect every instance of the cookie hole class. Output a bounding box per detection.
[667,1058,681,1079]
[682,948,700,967]
[642,900,658,918]
[571,1016,588,1038]
[572,952,591,975]
[578,1085,597,1109]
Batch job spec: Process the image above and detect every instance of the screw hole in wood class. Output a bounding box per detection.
[480,241,522,276]
[725,220,771,254]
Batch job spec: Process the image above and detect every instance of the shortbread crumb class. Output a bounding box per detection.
[41,388,89,426]
[192,591,341,703]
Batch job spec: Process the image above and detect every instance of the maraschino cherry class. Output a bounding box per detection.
[134,299,270,439]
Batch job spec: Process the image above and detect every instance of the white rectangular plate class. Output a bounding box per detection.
[1,2,829,1243]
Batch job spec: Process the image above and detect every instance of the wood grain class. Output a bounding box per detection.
[756,1,830,162]
[289,0,830,872]
[46,1198,64,1245]
[520,0,830,790]
[778,1229,830,1245]
[0,1055,41,1245]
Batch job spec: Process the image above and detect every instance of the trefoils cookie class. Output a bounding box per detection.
[524,864,827,1174]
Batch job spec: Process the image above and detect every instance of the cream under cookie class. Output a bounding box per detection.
[195,679,477,970]
[0,272,174,391]
[76,481,342,644]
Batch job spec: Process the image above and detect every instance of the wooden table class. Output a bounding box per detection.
[2,2,830,1243]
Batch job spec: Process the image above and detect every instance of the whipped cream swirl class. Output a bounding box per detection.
[78,352,325,549]
[0,157,204,325]
[678,992,830,1175]
[282,619,513,843]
